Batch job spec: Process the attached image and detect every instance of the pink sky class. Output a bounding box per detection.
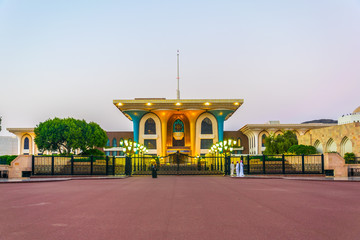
[0,0,359,135]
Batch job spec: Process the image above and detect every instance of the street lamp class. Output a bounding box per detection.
[209,139,237,155]
[209,139,238,175]
[119,139,148,156]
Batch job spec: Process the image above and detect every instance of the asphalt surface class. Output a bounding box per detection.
[1,176,359,240]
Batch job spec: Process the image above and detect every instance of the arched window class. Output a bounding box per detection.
[173,119,185,147]
[314,140,323,154]
[112,138,117,147]
[326,138,337,152]
[24,137,29,150]
[200,139,213,149]
[145,118,156,134]
[106,139,110,147]
[201,118,213,134]
[173,119,184,132]
[237,138,241,146]
[261,134,266,147]
[340,136,352,156]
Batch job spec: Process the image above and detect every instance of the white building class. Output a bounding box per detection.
[338,106,360,125]
[240,122,335,155]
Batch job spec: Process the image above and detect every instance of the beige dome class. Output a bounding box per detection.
[353,106,360,114]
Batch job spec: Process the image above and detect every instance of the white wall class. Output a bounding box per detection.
[0,136,18,155]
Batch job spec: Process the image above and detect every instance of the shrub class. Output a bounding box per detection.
[79,149,105,156]
[0,155,18,165]
[344,152,355,164]
[287,145,317,155]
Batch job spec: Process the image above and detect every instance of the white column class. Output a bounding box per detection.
[249,132,254,154]
[17,136,21,155]
[250,132,255,154]
[253,131,260,155]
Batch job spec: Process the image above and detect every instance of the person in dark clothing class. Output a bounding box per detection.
[151,164,158,178]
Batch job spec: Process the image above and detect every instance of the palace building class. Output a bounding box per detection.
[113,98,244,156]
[6,99,359,159]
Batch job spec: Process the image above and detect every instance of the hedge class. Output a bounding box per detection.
[344,152,356,164]
[0,155,18,165]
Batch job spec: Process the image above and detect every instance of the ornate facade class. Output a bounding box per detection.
[113,98,243,156]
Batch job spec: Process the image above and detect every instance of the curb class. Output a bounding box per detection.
[229,175,360,182]
[0,176,128,184]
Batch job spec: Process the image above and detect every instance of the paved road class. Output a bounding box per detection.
[1,176,359,240]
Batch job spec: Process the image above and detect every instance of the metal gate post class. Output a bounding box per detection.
[262,154,266,174]
[31,155,35,175]
[282,154,285,174]
[225,155,231,175]
[141,156,143,171]
[71,155,74,175]
[129,156,132,176]
[301,154,305,174]
[218,155,220,170]
[137,156,140,171]
[177,152,180,174]
[321,154,324,174]
[124,156,128,175]
[51,155,55,175]
[247,155,250,174]
[112,156,115,175]
[220,156,223,172]
[90,156,94,175]
[105,156,109,175]
[125,156,132,176]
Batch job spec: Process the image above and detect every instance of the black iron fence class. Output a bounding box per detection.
[31,154,324,176]
[348,167,360,177]
[230,154,324,175]
[131,154,226,175]
[32,155,126,176]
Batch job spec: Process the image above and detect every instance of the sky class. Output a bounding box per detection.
[0,0,359,136]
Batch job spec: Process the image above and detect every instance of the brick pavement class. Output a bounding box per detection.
[1,176,359,240]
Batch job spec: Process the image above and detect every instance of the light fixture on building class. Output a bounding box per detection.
[175,102,181,106]
[117,103,123,106]
[234,102,239,106]
[204,102,211,106]
[146,103,152,106]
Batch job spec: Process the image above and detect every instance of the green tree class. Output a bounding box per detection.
[34,117,107,154]
[78,121,107,152]
[264,131,298,154]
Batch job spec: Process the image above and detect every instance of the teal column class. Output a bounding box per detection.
[209,110,234,142]
[124,110,148,143]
